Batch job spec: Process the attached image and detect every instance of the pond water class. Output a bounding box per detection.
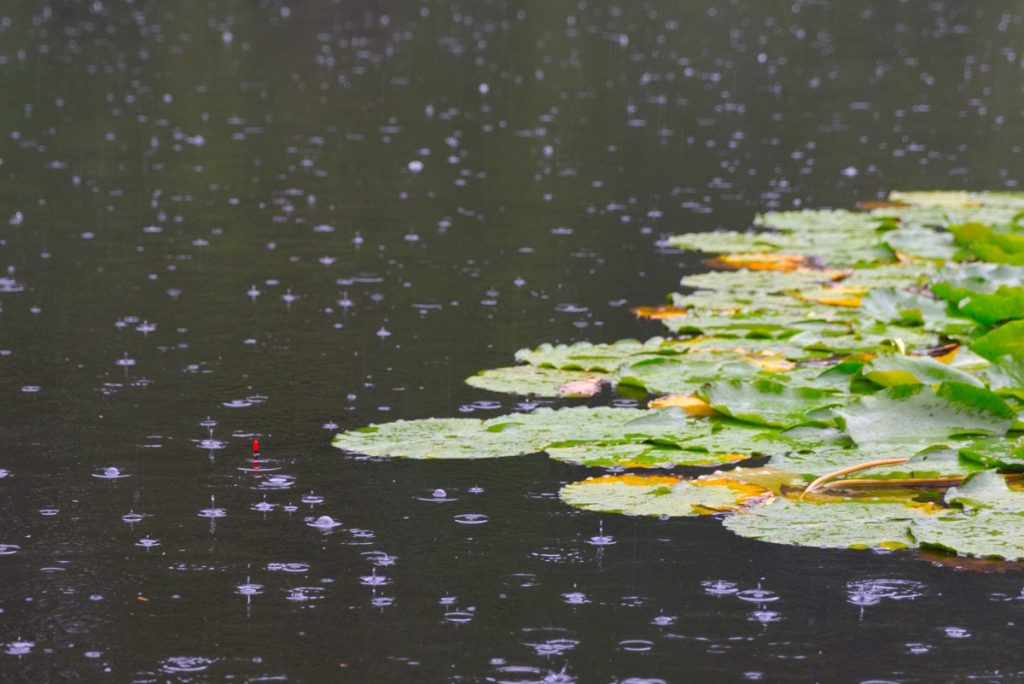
[2,1,1024,681]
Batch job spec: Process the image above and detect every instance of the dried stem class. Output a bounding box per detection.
[800,457,911,499]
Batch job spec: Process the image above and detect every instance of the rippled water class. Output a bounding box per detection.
[3,1,1024,681]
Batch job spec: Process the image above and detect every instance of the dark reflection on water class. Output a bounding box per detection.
[2,1,1023,680]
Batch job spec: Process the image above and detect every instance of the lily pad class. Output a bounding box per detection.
[514,338,678,372]
[546,443,749,469]
[724,498,939,550]
[943,470,1024,512]
[835,383,1015,446]
[971,321,1024,362]
[697,379,843,428]
[559,474,771,517]
[860,353,982,388]
[332,407,711,459]
[466,365,611,397]
[911,510,1024,561]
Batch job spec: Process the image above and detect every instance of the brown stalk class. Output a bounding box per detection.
[800,457,910,500]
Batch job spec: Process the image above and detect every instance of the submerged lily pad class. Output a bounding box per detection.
[724,498,939,550]
[559,474,770,517]
[514,338,679,372]
[943,470,1024,512]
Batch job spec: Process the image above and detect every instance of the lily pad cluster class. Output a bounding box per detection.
[334,191,1024,563]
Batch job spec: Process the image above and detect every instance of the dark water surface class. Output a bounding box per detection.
[3,1,1024,681]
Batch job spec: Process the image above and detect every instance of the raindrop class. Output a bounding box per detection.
[198,496,227,518]
[93,467,130,480]
[702,580,739,596]
[307,515,342,530]
[5,640,33,656]
[122,511,145,524]
[136,537,160,549]
[586,521,615,546]
[453,513,488,525]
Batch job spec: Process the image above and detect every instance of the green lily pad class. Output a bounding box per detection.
[545,443,751,469]
[860,288,967,333]
[680,269,847,294]
[860,353,982,388]
[980,356,1024,399]
[943,470,1024,512]
[513,338,679,372]
[835,383,1015,446]
[697,379,843,428]
[911,510,1024,561]
[332,407,712,459]
[559,474,771,517]
[466,365,611,397]
[724,498,938,550]
[851,445,985,480]
[971,321,1024,362]
[615,355,763,395]
[958,437,1024,470]
[883,227,957,261]
[756,209,883,233]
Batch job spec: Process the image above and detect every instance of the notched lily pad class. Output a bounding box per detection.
[466,365,611,397]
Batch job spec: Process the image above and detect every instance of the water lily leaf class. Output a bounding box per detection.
[860,353,982,388]
[546,443,748,469]
[616,355,760,395]
[911,511,1024,561]
[971,321,1024,362]
[513,338,679,372]
[697,379,843,428]
[958,437,1024,470]
[466,365,611,397]
[332,407,712,459]
[841,262,936,289]
[934,262,1024,292]
[724,498,938,550]
[680,268,847,294]
[559,474,771,517]
[713,253,809,272]
[664,312,850,339]
[835,383,1015,446]
[883,227,957,261]
[667,231,795,254]
[850,445,985,480]
[756,209,883,233]
[944,470,1024,512]
[981,356,1024,399]
[933,285,1024,326]
[860,288,967,333]
[889,190,981,209]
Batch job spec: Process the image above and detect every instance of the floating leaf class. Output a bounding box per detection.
[835,383,1015,446]
[646,394,716,416]
[514,338,678,372]
[680,268,848,294]
[860,353,982,388]
[713,253,808,272]
[697,379,843,428]
[559,474,770,517]
[332,407,710,460]
[466,365,611,397]
[546,443,746,469]
[944,470,1024,512]
[971,321,1024,362]
[724,498,939,550]
[631,305,689,320]
[756,209,883,233]
[845,445,985,481]
[911,511,1024,561]
[883,227,957,261]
